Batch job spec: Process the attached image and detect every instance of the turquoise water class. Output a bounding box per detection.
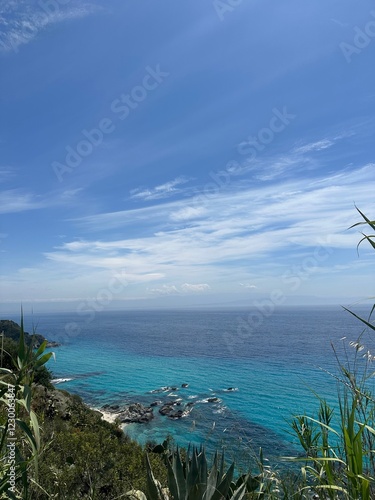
[8,306,373,465]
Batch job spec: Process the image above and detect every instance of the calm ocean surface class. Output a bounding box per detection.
[8,306,374,467]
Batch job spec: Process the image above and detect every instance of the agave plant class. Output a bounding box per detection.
[146,444,256,500]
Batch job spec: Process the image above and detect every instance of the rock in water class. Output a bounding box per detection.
[159,404,174,416]
[168,409,184,419]
[150,400,162,407]
[118,403,154,423]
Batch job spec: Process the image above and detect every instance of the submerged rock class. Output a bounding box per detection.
[150,386,172,394]
[181,383,189,388]
[150,400,162,407]
[158,399,195,419]
[109,404,120,410]
[168,410,184,419]
[159,401,174,415]
[46,341,61,347]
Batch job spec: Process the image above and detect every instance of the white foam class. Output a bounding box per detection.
[213,406,227,414]
[51,378,73,384]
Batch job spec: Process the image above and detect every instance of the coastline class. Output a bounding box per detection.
[93,407,129,427]
[97,408,119,424]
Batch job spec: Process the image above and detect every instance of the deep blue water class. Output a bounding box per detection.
[6,306,374,468]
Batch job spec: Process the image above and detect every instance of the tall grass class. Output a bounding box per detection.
[0,312,52,498]
[284,207,375,499]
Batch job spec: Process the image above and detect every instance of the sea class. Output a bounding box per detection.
[6,306,375,470]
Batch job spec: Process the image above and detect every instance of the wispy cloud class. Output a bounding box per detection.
[38,163,374,300]
[148,283,210,295]
[148,285,179,295]
[293,139,335,154]
[0,186,86,214]
[60,188,84,200]
[170,206,207,222]
[180,283,210,293]
[239,283,257,289]
[0,1,98,53]
[73,163,374,238]
[0,166,14,182]
[0,189,44,214]
[331,18,349,28]
[252,156,303,182]
[130,176,191,201]
[216,134,344,183]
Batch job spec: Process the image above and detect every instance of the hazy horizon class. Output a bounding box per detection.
[1,294,372,317]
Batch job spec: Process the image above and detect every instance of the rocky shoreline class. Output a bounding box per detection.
[95,384,237,425]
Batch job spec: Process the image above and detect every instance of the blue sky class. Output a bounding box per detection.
[1,0,375,314]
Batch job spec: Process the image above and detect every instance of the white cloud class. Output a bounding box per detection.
[130,176,190,201]
[77,164,372,240]
[293,139,334,154]
[215,134,344,183]
[252,156,303,181]
[0,190,44,214]
[239,283,257,289]
[61,188,84,200]
[148,283,210,295]
[180,283,210,293]
[39,163,374,298]
[170,206,207,222]
[0,187,79,214]
[2,157,374,304]
[148,285,179,295]
[0,1,98,53]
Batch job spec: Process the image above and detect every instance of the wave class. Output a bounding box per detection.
[51,377,74,384]
[196,397,222,404]
[213,405,227,414]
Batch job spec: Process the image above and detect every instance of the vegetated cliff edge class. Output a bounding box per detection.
[0,319,60,347]
[0,319,167,498]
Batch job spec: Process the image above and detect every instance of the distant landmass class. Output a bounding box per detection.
[0,319,60,347]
